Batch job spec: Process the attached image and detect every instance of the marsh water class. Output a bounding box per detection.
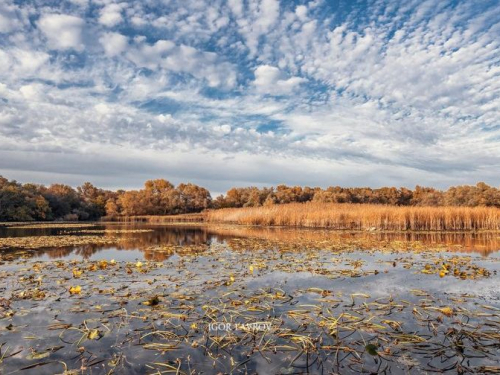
[1,224,500,374]
[2,223,500,261]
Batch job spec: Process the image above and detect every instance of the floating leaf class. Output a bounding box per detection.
[143,296,160,306]
[72,268,82,278]
[88,329,101,340]
[440,307,454,317]
[26,346,63,360]
[69,285,82,295]
[26,351,50,360]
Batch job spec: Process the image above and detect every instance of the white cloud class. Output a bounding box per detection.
[235,0,280,56]
[19,84,44,101]
[295,5,308,21]
[37,14,85,51]
[127,40,236,89]
[253,65,306,95]
[98,4,124,27]
[126,39,175,69]
[0,48,50,78]
[0,2,23,33]
[1,0,500,191]
[99,32,128,57]
[256,0,280,30]
[228,0,243,17]
[94,103,111,115]
[213,124,232,136]
[12,49,50,73]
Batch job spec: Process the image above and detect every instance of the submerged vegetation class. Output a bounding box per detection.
[0,235,125,250]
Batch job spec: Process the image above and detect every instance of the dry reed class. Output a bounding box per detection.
[205,202,500,231]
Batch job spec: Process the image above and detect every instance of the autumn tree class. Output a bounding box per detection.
[0,178,51,221]
[77,182,114,219]
[41,184,82,220]
[3,174,500,222]
[117,190,144,216]
[411,186,444,206]
[177,183,211,213]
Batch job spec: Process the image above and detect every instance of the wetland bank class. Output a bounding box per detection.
[1,223,500,374]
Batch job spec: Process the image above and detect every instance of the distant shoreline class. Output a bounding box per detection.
[3,202,500,232]
[106,202,500,232]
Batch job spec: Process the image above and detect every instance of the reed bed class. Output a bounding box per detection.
[205,202,500,231]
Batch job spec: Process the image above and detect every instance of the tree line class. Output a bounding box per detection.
[212,183,500,208]
[1,175,500,221]
[0,176,211,221]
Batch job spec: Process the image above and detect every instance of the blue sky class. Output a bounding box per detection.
[0,0,499,193]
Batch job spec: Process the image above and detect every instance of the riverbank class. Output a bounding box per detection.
[4,202,500,232]
[103,202,500,231]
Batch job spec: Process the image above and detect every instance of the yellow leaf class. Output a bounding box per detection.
[142,296,160,306]
[88,329,101,340]
[136,261,143,268]
[69,285,82,295]
[72,268,82,278]
[440,307,453,317]
[249,265,254,274]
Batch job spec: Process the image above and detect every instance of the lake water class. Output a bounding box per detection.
[2,223,500,261]
[1,224,500,374]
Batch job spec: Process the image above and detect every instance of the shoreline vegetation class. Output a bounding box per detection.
[100,203,500,232]
[1,175,500,231]
[205,203,500,231]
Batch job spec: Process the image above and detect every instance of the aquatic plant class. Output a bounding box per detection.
[206,203,500,231]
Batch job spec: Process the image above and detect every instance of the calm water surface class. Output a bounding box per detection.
[1,224,500,374]
[1,223,500,261]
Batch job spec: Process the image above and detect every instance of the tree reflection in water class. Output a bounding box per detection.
[1,224,499,261]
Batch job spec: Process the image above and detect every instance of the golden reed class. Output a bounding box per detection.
[205,202,500,231]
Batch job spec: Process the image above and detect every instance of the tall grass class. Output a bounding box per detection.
[205,202,500,231]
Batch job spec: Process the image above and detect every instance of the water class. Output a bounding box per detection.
[1,224,500,374]
[1,223,500,261]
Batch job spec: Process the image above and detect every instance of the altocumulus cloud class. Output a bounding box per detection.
[0,0,499,191]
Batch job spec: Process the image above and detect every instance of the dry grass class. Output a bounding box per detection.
[101,213,205,223]
[205,202,500,231]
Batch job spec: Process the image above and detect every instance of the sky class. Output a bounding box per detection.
[0,0,499,194]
